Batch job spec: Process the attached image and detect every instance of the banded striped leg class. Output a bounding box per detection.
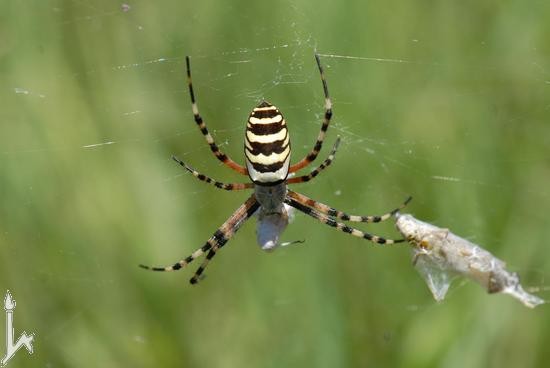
[189,247,219,284]
[287,137,340,184]
[189,224,304,282]
[172,156,254,191]
[284,196,406,245]
[289,54,333,173]
[287,190,412,222]
[140,194,260,284]
[186,56,248,175]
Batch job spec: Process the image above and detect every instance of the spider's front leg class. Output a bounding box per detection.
[287,190,411,223]
[284,194,407,245]
[140,194,260,284]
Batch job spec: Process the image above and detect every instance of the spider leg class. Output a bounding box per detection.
[287,190,412,223]
[140,194,260,284]
[185,56,248,175]
[172,155,254,191]
[286,137,340,184]
[284,195,406,245]
[289,54,333,173]
[189,246,218,284]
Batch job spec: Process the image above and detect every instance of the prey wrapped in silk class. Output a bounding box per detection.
[395,213,545,308]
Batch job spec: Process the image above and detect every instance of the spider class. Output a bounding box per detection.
[140,54,412,284]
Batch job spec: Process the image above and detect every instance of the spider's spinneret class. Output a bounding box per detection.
[244,101,290,185]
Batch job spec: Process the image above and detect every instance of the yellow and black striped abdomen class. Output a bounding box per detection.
[244,101,290,185]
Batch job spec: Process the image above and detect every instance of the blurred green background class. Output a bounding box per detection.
[1,0,549,367]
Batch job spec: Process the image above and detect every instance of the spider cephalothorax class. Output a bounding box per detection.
[140,54,411,284]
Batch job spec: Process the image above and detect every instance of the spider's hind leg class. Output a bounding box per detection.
[289,54,333,173]
[185,56,248,175]
[172,156,253,191]
[287,137,340,184]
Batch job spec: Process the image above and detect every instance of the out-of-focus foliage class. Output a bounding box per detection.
[1,1,549,367]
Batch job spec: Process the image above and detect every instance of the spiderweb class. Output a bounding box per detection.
[1,1,550,367]
[3,1,550,300]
